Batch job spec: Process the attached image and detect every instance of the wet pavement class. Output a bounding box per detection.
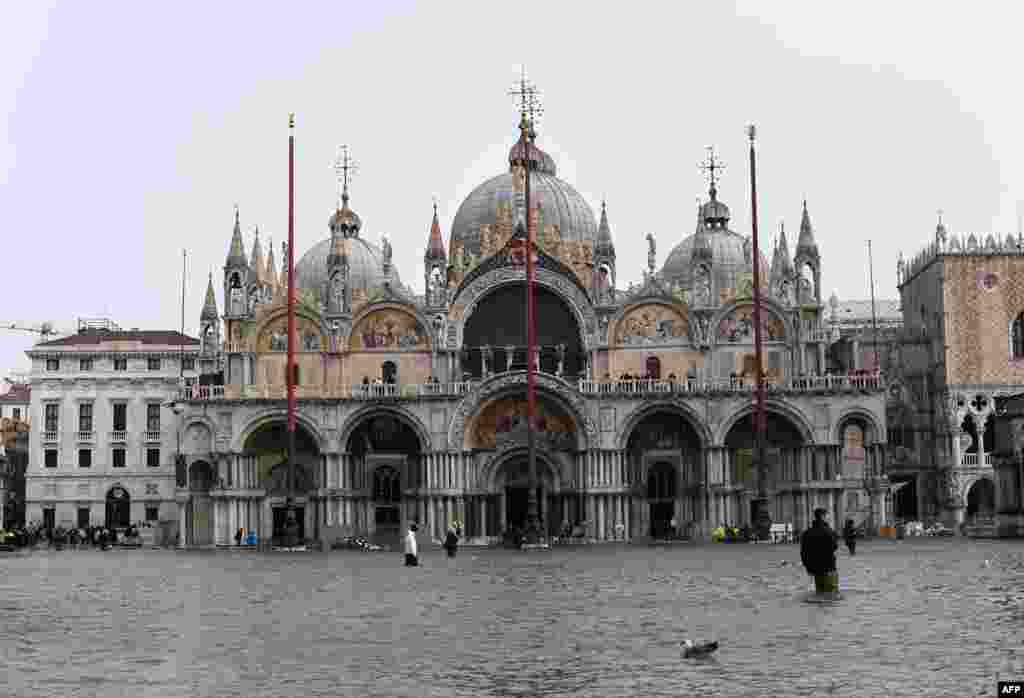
[1,538,1022,697]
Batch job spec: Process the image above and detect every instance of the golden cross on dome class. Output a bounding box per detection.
[330,145,358,208]
[699,146,725,193]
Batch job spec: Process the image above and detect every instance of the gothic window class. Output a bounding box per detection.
[1012,312,1024,359]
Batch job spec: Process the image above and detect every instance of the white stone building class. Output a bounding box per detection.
[24,319,200,531]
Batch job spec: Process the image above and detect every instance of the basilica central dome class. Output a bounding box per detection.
[449,136,598,259]
[294,235,399,296]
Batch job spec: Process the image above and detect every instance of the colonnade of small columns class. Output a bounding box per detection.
[182,439,888,545]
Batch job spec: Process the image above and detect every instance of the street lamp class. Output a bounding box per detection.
[169,400,186,488]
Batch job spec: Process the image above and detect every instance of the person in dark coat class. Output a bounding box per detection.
[235,528,244,546]
[800,508,839,593]
[443,527,459,558]
[842,519,857,556]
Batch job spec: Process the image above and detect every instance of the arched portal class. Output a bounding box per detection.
[492,453,560,539]
[187,461,214,546]
[462,284,584,378]
[244,421,321,544]
[723,411,806,526]
[346,413,423,546]
[626,410,702,538]
[105,485,131,529]
[967,478,995,521]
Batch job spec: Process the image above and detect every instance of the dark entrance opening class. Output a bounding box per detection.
[273,506,305,541]
[647,462,677,538]
[967,478,995,520]
[505,486,544,531]
[382,361,397,385]
[105,486,130,529]
[891,474,918,521]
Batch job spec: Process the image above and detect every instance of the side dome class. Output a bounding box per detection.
[661,228,768,294]
[294,236,401,294]
[449,171,598,259]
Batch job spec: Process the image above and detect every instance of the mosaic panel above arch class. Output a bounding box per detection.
[468,395,578,451]
[350,307,429,350]
[447,371,596,451]
[449,267,596,350]
[612,302,689,346]
[257,313,325,353]
[716,303,786,344]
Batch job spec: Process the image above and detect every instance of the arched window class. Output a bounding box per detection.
[1012,312,1024,359]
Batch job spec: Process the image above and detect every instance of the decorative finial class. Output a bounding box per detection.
[234,203,239,224]
[803,199,808,212]
[331,144,358,209]
[509,69,543,130]
[601,198,606,214]
[432,196,438,216]
[698,146,724,200]
[288,113,295,129]
[747,124,756,144]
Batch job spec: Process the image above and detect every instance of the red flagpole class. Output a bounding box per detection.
[525,117,539,543]
[748,124,769,539]
[286,113,297,538]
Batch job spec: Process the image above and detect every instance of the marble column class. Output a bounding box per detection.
[480,499,488,538]
[178,501,187,548]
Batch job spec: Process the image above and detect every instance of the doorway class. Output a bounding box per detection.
[106,486,131,529]
[272,506,305,543]
[647,462,677,538]
[505,486,544,531]
[382,361,397,385]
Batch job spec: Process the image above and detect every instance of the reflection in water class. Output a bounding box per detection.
[0,541,1022,697]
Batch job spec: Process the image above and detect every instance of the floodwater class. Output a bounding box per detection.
[1,538,1022,697]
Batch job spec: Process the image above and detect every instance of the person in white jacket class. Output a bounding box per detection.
[404,523,419,566]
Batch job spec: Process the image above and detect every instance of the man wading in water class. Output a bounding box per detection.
[800,508,839,593]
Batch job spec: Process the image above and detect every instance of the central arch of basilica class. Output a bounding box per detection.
[174,105,889,546]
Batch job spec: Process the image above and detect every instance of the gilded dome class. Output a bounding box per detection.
[294,236,400,294]
[450,171,598,259]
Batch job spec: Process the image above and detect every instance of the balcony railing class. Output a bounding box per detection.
[961,453,993,468]
[42,430,58,443]
[76,431,95,443]
[178,381,477,402]
[579,372,884,396]
[109,430,127,443]
[143,430,162,443]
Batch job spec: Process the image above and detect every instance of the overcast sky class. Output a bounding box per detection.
[3,1,1022,375]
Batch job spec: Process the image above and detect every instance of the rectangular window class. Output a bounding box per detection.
[114,358,127,371]
[12,408,20,420]
[113,403,127,431]
[44,404,59,432]
[112,448,126,468]
[46,359,59,372]
[43,508,55,530]
[182,358,195,371]
[78,403,93,433]
[147,358,161,371]
[146,448,160,467]
[78,449,92,468]
[44,449,57,468]
[146,404,161,432]
[77,507,90,529]
[145,506,159,522]
[79,358,93,371]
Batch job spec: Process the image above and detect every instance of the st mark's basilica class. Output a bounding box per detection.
[176,108,890,547]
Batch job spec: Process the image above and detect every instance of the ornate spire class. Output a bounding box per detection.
[771,222,794,279]
[201,272,219,321]
[935,208,947,245]
[329,145,362,238]
[425,200,447,261]
[595,200,615,256]
[226,205,247,268]
[266,236,277,290]
[796,199,819,258]
[699,146,725,202]
[249,226,265,282]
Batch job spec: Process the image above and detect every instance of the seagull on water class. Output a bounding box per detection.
[681,639,719,658]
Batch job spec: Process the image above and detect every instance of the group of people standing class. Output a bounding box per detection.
[800,507,859,593]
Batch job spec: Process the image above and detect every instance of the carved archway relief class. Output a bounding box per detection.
[447,371,596,451]
[610,301,690,347]
[253,306,328,353]
[449,268,596,351]
[833,407,885,445]
[712,300,789,345]
[349,302,431,351]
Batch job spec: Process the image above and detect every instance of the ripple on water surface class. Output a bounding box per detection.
[1,540,1022,697]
